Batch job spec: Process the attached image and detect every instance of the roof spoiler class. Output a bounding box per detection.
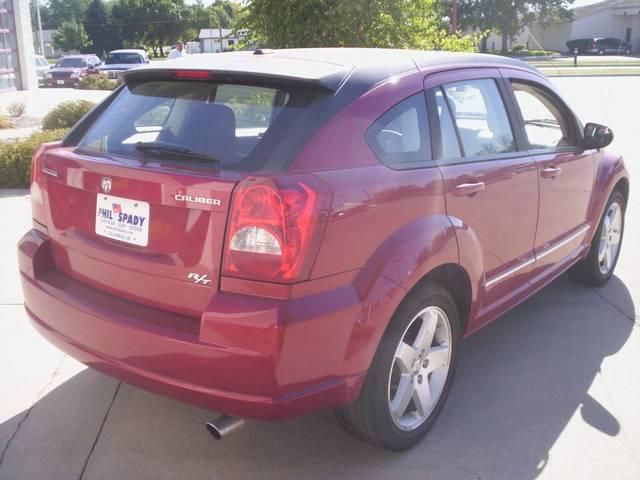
[122,67,351,92]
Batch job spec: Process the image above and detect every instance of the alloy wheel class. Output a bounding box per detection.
[598,201,623,275]
[387,306,452,431]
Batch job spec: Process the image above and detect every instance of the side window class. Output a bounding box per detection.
[365,93,431,168]
[433,88,461,160]
[511,81,575,150]
[443,79,515,157]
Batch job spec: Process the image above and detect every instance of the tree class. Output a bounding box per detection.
[43,0,91,29]
[53,19,92,52]
[85,0,113,56]
[239,0,478,51]
[457,0,573,53]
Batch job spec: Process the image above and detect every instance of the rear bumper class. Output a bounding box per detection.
[18,229,367,420]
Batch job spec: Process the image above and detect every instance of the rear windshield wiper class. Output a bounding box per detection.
[135,142,220,164]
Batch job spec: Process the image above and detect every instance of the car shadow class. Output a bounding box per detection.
[0,274,635,480]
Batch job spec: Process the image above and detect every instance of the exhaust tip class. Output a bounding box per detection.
[206,422,223,440]
[206,415,245,440]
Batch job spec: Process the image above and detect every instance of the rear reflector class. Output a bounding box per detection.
[170,70,211,80]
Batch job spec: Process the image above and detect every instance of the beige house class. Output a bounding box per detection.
[528,0,640,52]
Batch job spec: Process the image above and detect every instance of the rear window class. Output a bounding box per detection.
[106,52,143,64]
[77,80,312,170]
[57,58,86,68]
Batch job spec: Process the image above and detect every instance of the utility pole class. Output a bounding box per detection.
[451,0,458,34]
[218,9,223,53]
[35,0,45,56]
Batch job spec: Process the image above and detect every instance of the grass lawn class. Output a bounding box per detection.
[542,67,640,76]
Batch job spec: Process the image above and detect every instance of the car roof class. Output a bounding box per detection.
[124,47,537,92]
[109,49,146,54]
[61,54,97,59]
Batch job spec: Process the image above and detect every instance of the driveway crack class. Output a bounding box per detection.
[592,288,637,325]
[0,354,67,467]
[78,382,121,480]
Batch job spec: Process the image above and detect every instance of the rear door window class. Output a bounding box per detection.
[77,80,310,171]
[442,79,515,158]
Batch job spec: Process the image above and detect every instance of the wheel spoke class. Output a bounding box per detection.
[413,378,433,417]
[413,311,437,350]
[425,345,449,374]
[604,244,612,271]
[395,341,417,373]
[608,243,617,268]
[390,374,414,418]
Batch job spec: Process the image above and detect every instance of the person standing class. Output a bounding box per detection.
[168,41,187,59]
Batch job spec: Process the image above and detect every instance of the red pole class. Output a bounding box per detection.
[451,0,458,34]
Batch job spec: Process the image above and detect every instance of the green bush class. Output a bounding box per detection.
[0,129,67,188]
[0,114,10,129]
[512,44,526,52]
[42,100,96,130]
[78,74,117,91]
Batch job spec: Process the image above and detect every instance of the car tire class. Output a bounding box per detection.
[335,283,460,451]
[569,190,625,286]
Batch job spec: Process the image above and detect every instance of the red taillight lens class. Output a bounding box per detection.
[223,175,331,283]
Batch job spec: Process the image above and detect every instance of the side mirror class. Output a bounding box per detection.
[583,122,614,150]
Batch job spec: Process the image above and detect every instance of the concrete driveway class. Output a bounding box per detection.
[1,76,639,480]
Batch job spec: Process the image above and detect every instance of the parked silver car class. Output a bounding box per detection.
[34,55,50,84]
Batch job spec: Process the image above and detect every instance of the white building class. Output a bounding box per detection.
[198,28,243,53]
[528,0,640,52]
[1,0,38,92]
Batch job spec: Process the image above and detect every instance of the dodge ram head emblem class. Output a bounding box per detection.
[101,177,112,193]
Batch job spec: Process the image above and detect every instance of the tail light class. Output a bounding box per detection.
[31,141,62,229]
[223,175,332,283]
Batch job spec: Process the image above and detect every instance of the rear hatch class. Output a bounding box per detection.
[38,75,322,317]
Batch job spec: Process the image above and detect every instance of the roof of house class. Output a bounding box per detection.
[124,47,537,92]
[573,0,640,19]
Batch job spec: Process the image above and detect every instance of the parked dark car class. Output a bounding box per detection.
[21,49,628,451]
[44,54,101,87]
[567,37,633,55]
[99,49,149,80]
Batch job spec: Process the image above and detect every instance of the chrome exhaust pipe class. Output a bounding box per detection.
[206,415,245,440]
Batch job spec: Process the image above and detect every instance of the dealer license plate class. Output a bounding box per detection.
[95,194,150,246]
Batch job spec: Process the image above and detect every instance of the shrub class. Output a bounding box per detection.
[7,101,27,117]
[0,114,10,129]
[42,100,95,130]
[78,74,117,90]
[512,44,526,52]
[0,129,67,188]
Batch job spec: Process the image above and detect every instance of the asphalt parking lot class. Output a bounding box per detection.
[1,76,639,480]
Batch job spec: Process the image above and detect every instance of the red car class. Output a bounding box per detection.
[44,54,102,87]
[19,49,628,450]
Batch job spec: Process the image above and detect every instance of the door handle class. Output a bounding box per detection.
[541,166,562,178]
[452,181,486,197]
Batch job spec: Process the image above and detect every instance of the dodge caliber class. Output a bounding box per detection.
[19,49,629,450]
